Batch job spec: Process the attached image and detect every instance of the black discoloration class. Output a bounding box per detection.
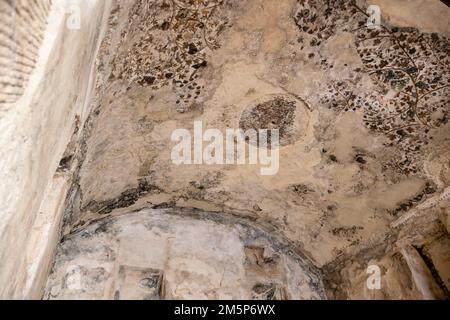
[391,182,436,216]
[84,179,163,215]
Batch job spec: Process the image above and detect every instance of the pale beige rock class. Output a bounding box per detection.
[400,245,446,300]
[0,0,112,298]
[371,0,450,36]
[0,0,449,300]
[49,0,449,300]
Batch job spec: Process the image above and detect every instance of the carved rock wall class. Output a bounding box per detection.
[48,0,448,300]
[0,0,448,300]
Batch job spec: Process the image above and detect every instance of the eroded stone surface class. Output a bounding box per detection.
[45,208,325,300]
[42,0,450,299]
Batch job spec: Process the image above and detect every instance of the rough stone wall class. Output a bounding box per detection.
[47,0,448,300]
[323,202,450,299]
[0,0,448,300]
[0,0,52,108]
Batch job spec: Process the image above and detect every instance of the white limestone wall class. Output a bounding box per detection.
[0,0,111,298]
